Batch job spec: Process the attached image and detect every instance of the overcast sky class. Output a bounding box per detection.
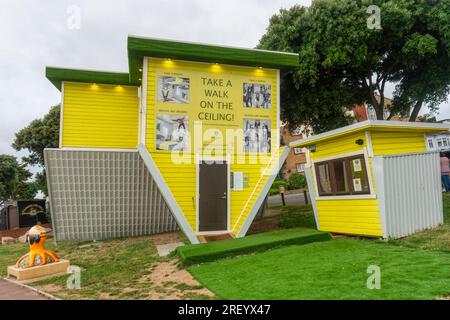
[1,0,449,165]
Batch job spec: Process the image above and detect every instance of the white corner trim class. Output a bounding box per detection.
[59,82,64,148]
[372,156,388,238]
[235,146,290,238]
[365,131,374,157]
[304,166,320,229]
[137,144,199,244]
[276,69,281,150]
[140,57,148,145]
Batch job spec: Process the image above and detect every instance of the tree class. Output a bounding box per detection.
[13,105,60,167]
[12,105,60,195]
[0,155,36,203]
[258,0,449,130]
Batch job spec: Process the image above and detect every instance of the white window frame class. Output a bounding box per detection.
[293,147,303,155]
[296,163,305,173]
[311,148,376,200]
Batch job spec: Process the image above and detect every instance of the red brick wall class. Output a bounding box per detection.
[280,127,307,179]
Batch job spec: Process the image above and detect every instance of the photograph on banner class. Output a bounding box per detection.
[243,118,271,153]
[156,114,190,151]
[157,76,190,103]
[243,83,271,109]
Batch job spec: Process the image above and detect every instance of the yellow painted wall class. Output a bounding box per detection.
[62,82,139,148]
[310,131,382,236]
[371,130,426,155]
[309,128,429,237]
[145,58,279,234]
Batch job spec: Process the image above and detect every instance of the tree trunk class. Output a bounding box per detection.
[409,100,423,122]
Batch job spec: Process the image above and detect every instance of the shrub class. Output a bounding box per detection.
[270,179,288,194]
[288,173,307,190]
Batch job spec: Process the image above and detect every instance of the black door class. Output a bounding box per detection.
[199,161,228,232]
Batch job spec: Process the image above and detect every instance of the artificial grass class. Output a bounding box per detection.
[177,228,330,265]
[189,238,450,300]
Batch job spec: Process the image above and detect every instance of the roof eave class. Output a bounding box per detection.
[46,67,132,91]
[290,120,450,147]
[127,36,299,85]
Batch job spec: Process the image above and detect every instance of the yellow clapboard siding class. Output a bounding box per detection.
[310,132,366,159]
[371,130,426,155]
[316,198,382,235]
[62,82,139,148]
[145,59,279,231]
[308,130,382,236]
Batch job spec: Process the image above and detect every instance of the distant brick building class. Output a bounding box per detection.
[280,96,410,181]
[280,126,308,179]
[350,95,409,122]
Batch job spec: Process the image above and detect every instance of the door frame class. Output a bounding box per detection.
[195,155,231,234]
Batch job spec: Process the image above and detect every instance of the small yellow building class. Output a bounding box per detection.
[44,36,299,243]
[290,120,448,238]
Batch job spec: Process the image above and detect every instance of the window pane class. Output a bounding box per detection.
[349,157,370,193]
[333,160,348,193]
[317,163,332,194]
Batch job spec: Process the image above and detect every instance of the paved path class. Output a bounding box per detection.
[268,192,309,207]
[0,278,50,300]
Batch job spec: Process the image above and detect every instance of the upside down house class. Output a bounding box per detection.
[44,36,299,243]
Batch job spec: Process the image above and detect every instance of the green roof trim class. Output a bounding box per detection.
[46,37,299,89]
[46,67,132,90]
[127,36,299,85]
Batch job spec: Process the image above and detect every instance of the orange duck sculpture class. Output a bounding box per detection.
[16,225,60,268]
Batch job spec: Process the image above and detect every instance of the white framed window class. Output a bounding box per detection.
[311,150,375,200]
[293,147,302,154]
[427,139,434,149]
[296,163,305,173]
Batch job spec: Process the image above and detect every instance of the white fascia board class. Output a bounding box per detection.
[304,166,319,229]
[137,144,199,244]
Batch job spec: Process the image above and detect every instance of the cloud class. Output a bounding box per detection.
[0,0,448,167]
[0,0,309,160]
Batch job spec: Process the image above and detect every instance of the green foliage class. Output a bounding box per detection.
[258,0,450,128]
[178,228,330,266]
[12,105,60,167]
[12,105,60,196]
[277,205,317,229]
[270,179,288,194]
[0,155,36,202]
[287,173,307,190]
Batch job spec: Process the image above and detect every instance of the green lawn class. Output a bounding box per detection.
[189,238,450,300]
[0,236,212,300]
[178,228,330,265]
